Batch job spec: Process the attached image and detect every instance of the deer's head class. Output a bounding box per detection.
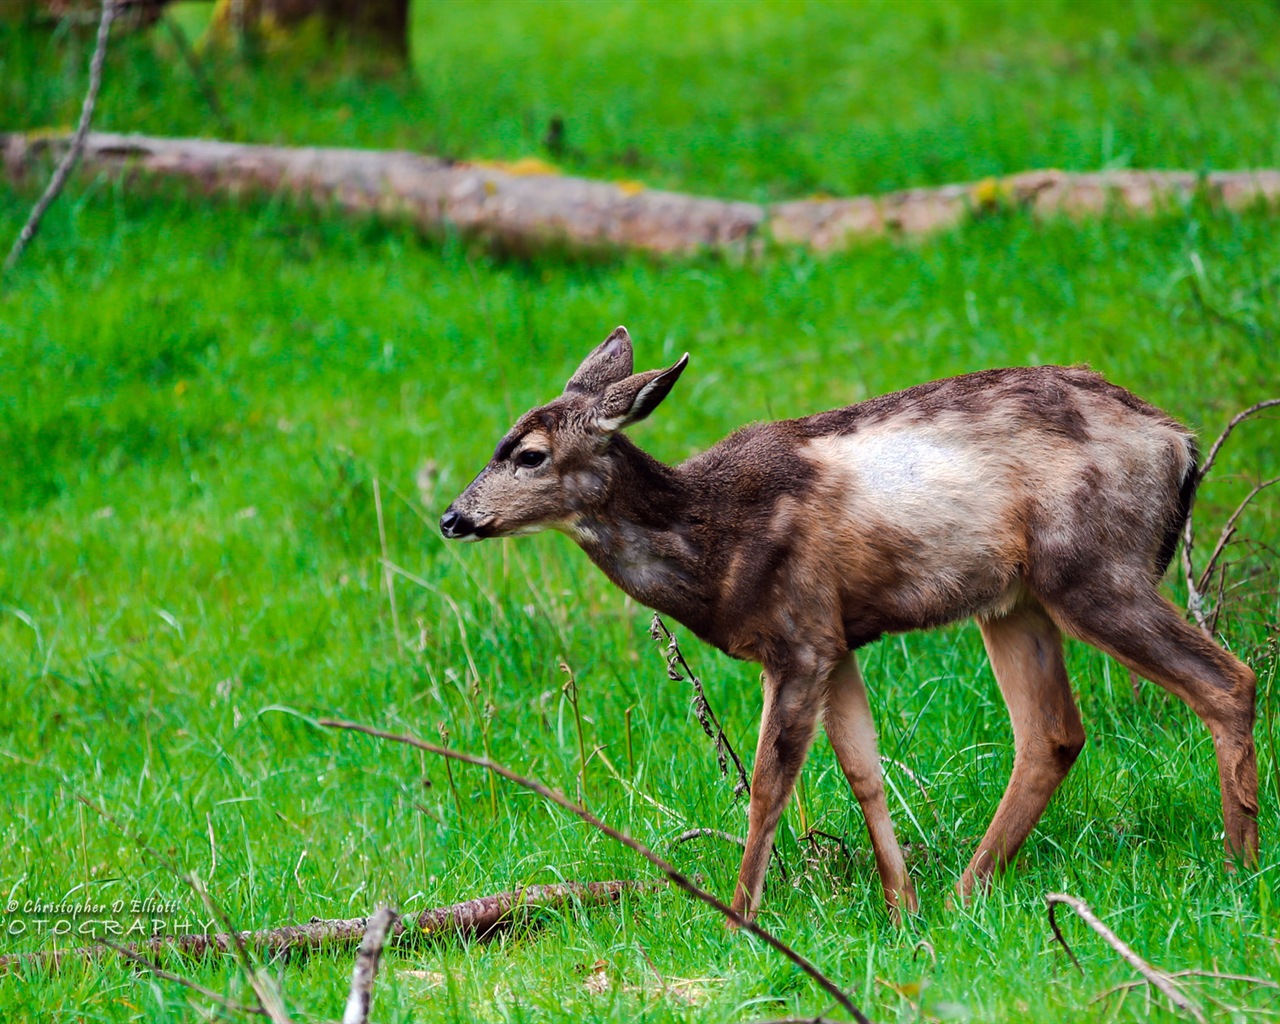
[439,327,688,541]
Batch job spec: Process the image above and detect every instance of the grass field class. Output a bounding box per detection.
[1,3,1279,1022]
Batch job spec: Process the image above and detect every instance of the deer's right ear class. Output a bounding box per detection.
[565,326,635,395]
[591,353,689,433]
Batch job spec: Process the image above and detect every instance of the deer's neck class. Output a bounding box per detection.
[563,436,714,632]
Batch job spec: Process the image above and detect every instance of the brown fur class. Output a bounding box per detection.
[441,328,1260,921]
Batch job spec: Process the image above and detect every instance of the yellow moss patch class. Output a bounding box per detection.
[472,157,562,176]
[969,176,1011,208]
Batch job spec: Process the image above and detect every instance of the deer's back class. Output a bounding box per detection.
[688,365,1196,656]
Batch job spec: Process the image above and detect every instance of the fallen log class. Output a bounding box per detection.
[3,131,1279,255]
[0,879,646,974]
[1,132,764,255]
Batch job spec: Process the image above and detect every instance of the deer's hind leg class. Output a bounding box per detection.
[1044,582,1258,866]
[959,599,1085,899]
[823,653,918,919]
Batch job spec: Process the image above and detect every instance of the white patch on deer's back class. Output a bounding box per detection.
[803,425,1025,614]
[835,431,966,498]
[806,427,1010,528]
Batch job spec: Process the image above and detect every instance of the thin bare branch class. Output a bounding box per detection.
[342,906,399,1024]
[319,717,870,1024]
[101,940,267,1017]
[1045,893,1206,1023]
[1196,399,1280,484]
[1183,537,1210,633]
[4,0,116,275]
[1181,397,1280,632]
[651,614,751,799]
[1196,476,1280,594]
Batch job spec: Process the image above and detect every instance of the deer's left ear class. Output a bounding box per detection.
[592,353,689,433]
[566,326,635,395]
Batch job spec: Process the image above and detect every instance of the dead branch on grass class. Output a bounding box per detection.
[1181,398,1280,633]
[3,0,116,275]
[0,881,643,974]
[1044,893,1206,1023]
[651,614,751,800]
[341,906,399,1024]
[0,913,371,973]
[414,880,646,938]
[319,716,871,1024]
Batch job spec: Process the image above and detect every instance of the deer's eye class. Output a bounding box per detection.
[515,449,548,469]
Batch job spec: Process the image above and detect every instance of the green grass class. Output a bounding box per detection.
[1,3,1279,1023]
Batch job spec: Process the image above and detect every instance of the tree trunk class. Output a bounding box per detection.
[14,1,167,30]
[211,0,408,65]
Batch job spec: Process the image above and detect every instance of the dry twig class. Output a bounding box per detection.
[651,614,751,799]
[1181,398,1280,633]
[4,0,116,274]
[1044,893,1206,1023]
[319,717,871,1024]
[341,906,399,1024]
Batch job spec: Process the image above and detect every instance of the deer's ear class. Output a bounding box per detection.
[593,353,689,432]
[565,326,634,395]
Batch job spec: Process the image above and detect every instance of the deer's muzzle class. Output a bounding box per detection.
[439,508,481,540]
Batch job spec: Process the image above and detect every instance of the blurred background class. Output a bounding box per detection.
[7,0,1280,196]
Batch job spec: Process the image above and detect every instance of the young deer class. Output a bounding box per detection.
[440,327,1259,921]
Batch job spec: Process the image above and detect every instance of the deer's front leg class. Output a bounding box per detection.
[823,653,918,920]
[731,665,824,921]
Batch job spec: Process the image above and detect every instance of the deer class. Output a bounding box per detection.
[439,326,1259,922]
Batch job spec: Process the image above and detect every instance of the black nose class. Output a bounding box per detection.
[440,509,473,538]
